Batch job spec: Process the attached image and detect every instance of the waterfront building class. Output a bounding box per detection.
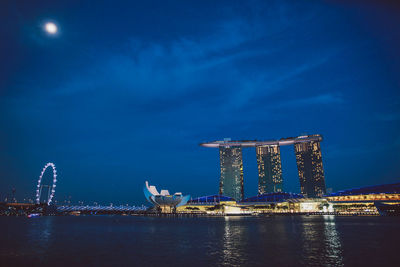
[219,145,244,201]
[177,192,329,214]
[256,145,283,194]
[239,192,321,213]
[325,182,400,214]
[143,181,190,213]
[241,192,304,203]
[200,134,326,199]
[294,136,326,197]
[187,195,236,205]
[176,183,400,215]
[177,195,237,214]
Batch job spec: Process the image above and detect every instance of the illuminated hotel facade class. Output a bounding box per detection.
[256,145,283,194]
[200,134,326,199]
[219,145,244,201]
[294,140,326,197]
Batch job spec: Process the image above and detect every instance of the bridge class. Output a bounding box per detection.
[1,162,148,216]
[1,203,147,216]
[57,205,147,214]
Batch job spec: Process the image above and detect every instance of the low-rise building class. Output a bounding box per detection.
[325,183,400,214]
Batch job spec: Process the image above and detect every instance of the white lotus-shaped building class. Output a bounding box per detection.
[143,181,190,209]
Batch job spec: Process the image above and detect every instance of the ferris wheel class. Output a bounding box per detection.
[36,162,57,205]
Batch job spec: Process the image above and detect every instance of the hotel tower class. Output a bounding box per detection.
[201,134,326,199]
[294,139,326,197]
[219,145,244,201]
[256,145,283,194]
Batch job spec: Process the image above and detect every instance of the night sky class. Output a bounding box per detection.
[1,0,399,205]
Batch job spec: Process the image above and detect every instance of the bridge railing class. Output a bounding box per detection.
[57,205,148,212]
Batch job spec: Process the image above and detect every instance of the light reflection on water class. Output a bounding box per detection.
[27,216,55,257]
[0,216,399,266]
[221,216,247,266]
[31,216,54,242]
[300,215,344,267]
[323,215,344,267]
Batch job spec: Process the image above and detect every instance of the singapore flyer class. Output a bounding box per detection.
[36,162,57,205]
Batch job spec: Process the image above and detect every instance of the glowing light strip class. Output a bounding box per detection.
[36,162,57,205]
[200,135,323,148]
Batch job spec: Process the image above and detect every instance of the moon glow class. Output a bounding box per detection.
[45,22,58,34]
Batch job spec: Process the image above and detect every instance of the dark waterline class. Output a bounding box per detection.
[0,216,399,266]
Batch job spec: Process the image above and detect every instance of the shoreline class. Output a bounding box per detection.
[0,212,382,217]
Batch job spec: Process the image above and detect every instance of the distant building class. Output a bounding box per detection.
[187,195,236,205]
[241,192,303,203]
[294,137,326,197]
[201,134,326,199]
[219,145,244,201]
[176,183,400,215]
[143,181,190,213]
[325,182,400,215]
[256,145,283,194]
[178,192,329,215]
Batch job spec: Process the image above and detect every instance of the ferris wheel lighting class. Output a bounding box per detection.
[35,162,58,205]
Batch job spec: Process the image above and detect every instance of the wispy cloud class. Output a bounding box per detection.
[45,11,340,114]
[2,2,348,139]
[271,93,344,108]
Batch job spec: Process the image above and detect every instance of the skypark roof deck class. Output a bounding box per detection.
[200,134,322,147]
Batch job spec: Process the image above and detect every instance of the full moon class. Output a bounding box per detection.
[44,22,58,34]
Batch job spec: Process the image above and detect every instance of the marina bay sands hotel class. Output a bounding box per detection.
[200,134,326,200]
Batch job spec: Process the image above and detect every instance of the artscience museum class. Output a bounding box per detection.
[143,181,190,213]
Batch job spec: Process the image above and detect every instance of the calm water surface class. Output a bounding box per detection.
[0,215,399,266]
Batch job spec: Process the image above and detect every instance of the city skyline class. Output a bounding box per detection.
[1,2,400,267]
[202,135,326,200]
[0,0,399,204]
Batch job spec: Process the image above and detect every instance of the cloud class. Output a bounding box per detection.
[51,19,270,101]
[41,6,341,112]
[1,2,346,142]
[269,93,344,108]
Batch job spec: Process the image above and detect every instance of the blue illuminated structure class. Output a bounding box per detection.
[241,192,304,203]
[325,183,400,197]
[188,195,235,204]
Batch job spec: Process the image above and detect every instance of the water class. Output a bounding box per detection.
[0,215,399,266]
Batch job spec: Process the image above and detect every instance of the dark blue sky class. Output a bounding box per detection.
[1,0,399,205]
